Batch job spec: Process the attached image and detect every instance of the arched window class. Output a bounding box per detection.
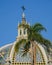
[24,29,26,35]
[20,29,22,35]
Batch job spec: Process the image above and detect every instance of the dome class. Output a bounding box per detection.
[0,41,49,65]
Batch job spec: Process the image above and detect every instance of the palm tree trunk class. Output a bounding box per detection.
[34,43,36,65]
[32,42,36,65]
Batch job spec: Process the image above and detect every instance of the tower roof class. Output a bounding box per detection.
[22,12,26,24]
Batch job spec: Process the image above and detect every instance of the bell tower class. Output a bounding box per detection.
[17,6,29,41]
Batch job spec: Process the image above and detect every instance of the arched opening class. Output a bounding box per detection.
[24,29,26,35]
[20,29,22,35]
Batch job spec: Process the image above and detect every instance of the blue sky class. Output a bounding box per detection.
[0,0,52,47]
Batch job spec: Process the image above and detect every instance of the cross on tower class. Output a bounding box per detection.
[22,6,25,12]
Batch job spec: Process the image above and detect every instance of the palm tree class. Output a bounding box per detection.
[14,23,51,65]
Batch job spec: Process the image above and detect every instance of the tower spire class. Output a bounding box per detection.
[21,6,26,24]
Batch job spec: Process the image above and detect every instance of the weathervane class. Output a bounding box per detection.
[22,6,25,12]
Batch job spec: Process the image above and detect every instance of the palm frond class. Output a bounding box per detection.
[14,39,26,53]
[22,41,31,56]
[43,39,51,47]
[33,33,44,43]
[33,23,47,33]
[33,23,44,28]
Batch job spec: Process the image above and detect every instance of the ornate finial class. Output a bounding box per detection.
[22,6,25,18]
[21,6,26,24]
[22,6,25,12]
